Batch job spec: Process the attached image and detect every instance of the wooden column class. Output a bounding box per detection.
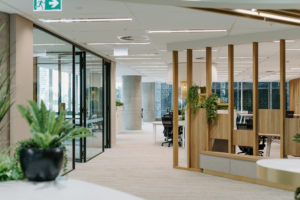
[252,42,259,156]
[172,51,179,168]
[228,45,235,153]
[280,39,287,158]
[187,49,193,168]
[206,47,212,150]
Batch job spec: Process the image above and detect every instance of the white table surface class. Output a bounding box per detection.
[0,178,143,200]
[257,159,300,173]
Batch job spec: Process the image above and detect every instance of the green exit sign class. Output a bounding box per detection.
[34,0,62,11]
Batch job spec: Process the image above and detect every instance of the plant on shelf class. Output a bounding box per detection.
[186,85,200,114]
[202,94,219,124]
[116,101,124,107]
[17,100,92,181]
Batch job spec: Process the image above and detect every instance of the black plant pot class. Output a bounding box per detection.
[20,147,64,182]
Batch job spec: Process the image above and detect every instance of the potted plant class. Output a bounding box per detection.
[17,100,91,182]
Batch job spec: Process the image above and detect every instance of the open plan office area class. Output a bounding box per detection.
[1,0,300,200]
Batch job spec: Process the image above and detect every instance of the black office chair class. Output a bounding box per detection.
[161,113,183,147]
[286,111,294,118]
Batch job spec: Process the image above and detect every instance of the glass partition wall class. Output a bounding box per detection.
[33,26,110,170]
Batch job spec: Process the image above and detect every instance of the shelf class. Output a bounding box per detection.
[217,103,228,106]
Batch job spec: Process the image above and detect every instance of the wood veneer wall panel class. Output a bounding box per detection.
[233,130,253,146]
[285,118,300,156]
[258,109,280,135]
[289,78,300,114]
[211,114,229,139]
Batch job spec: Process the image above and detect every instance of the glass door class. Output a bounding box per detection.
[75,50,104,162]
[84,53,104,161]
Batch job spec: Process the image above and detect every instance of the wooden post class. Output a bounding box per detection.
[280,39,287,158]
[206,47,212,150]
[173,51,179,168]
[253,42,259,156]
[228,45,235,153]
[187,49,193,168]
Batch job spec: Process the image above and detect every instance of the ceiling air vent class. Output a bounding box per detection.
[118,36,134,41]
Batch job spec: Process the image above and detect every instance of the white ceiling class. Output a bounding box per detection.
[1,0,300,82]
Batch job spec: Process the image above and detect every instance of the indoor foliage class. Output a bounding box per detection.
[186,85,200,114]
[17,100,92,149]
[0,149,23,182]
[202,94,219,124]
[116,101,124,107]
[186,86,222,124]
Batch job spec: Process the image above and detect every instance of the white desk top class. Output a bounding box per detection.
[257,159,300,173]
[152,121,185,126]
[0,178,143,200]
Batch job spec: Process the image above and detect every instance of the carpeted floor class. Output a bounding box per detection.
[69,123,293,200]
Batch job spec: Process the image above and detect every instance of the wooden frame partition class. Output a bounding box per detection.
[252,42,259,156]
[172,51,179,168]
[171,36,295,191]
[187,49,193,168]
[206,47,212,150]
[228,45,234,153]
[280,39,287,158]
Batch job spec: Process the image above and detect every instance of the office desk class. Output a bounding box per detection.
[0,178,143,200]
[152,121,186,146]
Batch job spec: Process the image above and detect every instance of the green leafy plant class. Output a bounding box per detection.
[0,148,23,181]
[202,94,219,124]
[116,101,124,107]
[186,85,200,114]
[17,100,92,149]
[200,87,206,94]
[179,109,185,121]
[294,134,300,143]
[295,187,300,200]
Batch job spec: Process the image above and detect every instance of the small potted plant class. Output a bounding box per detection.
[17,100,91,182]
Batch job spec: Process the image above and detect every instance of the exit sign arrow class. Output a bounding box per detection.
[49,0,59,8]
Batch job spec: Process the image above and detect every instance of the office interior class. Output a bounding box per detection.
[1,1,300,200]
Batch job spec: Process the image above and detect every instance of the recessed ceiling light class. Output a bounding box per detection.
[39,18,133,23]
[87,42,150,45]
[33,43,65,46]
[148,29,227,33]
